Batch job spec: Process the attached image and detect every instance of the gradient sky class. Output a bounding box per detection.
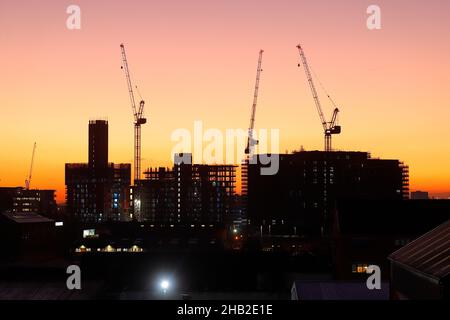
[1,0,450,203]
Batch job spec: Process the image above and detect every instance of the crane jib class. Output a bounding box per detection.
[297,44,341,152]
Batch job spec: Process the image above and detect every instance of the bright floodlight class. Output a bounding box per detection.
[233,228,238,234]
[160,279,170,290]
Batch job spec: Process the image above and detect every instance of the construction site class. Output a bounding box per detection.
[111,43,409,230]
[1,43,448,302]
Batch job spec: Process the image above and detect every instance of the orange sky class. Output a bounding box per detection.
[1,0,450,203]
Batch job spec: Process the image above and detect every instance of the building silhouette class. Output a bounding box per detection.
[389,219,449,300]
[0,211,56,258]
[332,198,449,281]
[0,187,57,218]
[410,190,429,200]
[65,120,131,223]
[247,151,409,237]
[0,187,22,213]
[88,119,108,171]
[132,153,236,225]
[134,167,176,223]
[13,189,57,217]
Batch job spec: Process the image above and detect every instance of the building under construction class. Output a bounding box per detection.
[132,153,237,226]
[65,120,131,223]
[247,150,409,237]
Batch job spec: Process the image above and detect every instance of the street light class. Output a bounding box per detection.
[160,279,170,294]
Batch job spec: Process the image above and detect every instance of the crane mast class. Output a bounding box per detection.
[25,142,36,190]
[245,49,264,155]
[297,44,341,152]
[120,44,146,184]
[242,50,264,199]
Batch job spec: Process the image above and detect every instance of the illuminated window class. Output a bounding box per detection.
[352,263,369,273]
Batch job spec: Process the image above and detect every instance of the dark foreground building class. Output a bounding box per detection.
[65,120,131,223]
[332,199,450,280]
[291,280,389,300]
[389,219,449,300]
[0,211,56,258]
[247,151,409,237]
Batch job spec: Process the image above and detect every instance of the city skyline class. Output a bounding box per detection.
[1,1,450,203]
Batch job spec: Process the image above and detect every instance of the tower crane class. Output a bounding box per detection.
[25,142,36,190]
[242,50,264,199]
[245,49,264,155]
[120,44,146,183]
[296,44,341,152]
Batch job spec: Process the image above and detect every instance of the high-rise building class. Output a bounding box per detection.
[247,151,409,237]
[65,120,131,223]
[132,153,237,225]
[88,120,108,171]
[187,163,236,225]
[134,167,176,224]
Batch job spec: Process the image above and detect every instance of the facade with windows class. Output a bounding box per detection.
[132,153,237,225]
[12,189,57,218]
[65,163,131,222]
[247,151,409,237]
[65,120,131,223]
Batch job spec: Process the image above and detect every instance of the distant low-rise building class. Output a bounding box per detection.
[0,187,21,213]
[0,187,57,218]
[13,188,57,217]
[410,190,429,200]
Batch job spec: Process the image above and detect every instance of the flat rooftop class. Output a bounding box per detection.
[1,212,54,224]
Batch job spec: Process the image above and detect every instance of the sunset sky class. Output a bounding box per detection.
[1,0,450,203]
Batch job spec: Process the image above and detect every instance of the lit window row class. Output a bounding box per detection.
[352,263,369,273]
